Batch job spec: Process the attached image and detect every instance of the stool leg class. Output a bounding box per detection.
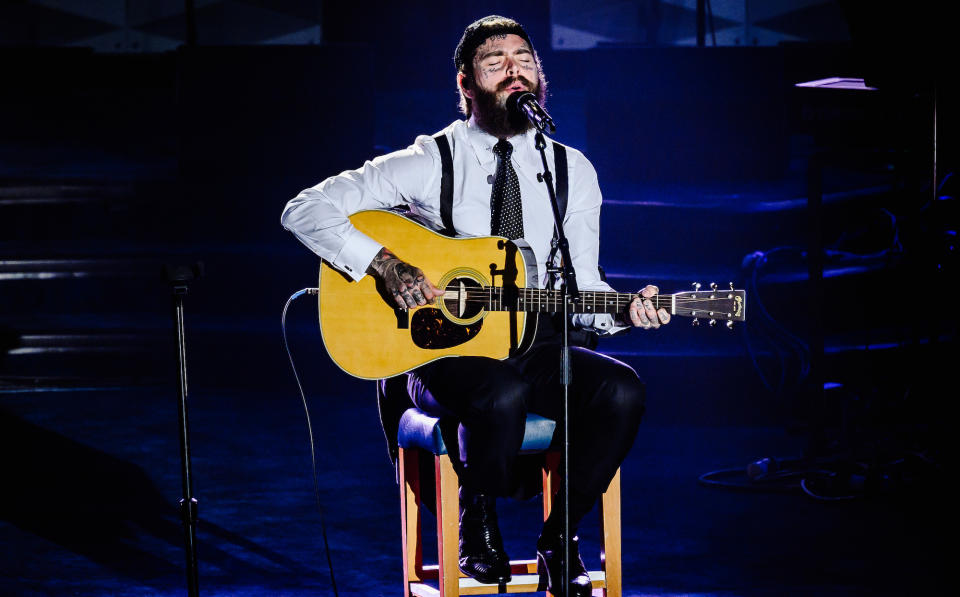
[599,469,622,597]
[541,453,560,597]
[399,448,423,596]
[542,452,561,522]
[436,454,460,596]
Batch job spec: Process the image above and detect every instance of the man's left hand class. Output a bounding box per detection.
[627,284,670,329]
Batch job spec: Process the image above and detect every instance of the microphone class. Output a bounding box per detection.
[506,91,556,134]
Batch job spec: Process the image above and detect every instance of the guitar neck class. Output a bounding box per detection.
[453,285,746,322]
[484,287,663,315]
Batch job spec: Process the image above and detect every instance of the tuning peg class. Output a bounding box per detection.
[692,282,701,291]
[710,282,717,290]
[692,318,699,326]
[708,319,717,327]
[726,320,734,329]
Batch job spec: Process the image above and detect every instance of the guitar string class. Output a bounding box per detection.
[359,290,740,317]
[407,289,739,305]
[450,294,738,302]
[448,289,739,299]
[450,292,738,305]
[376,286,741,305]
[376,291,740,315]
[446,287,740,295]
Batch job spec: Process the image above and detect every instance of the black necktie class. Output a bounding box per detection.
[490,139,523,240]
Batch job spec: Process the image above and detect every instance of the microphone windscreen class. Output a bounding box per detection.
[506,90,535,115]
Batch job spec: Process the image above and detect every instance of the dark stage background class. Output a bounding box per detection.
[1,1,952,595]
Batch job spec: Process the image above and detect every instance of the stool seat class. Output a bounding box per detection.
[398,408,556,456]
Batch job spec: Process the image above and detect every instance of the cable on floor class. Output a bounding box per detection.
[282,287,338,597]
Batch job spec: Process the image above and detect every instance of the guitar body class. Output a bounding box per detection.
[318,209,538,379]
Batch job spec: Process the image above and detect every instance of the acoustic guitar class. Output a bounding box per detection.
[318,209,745,379]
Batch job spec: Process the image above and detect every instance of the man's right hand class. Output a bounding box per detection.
[366,247,444,309]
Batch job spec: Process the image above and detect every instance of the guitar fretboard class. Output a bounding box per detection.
[478,287,662,314]
[442,285,745,321]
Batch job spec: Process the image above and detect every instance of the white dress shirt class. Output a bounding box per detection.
[281,118,627,334]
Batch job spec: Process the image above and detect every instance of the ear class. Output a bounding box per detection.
[457,72,475,99]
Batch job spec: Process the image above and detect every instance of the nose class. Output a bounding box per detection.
[504,56,517,76]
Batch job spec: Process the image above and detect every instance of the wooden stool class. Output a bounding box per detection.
[397,408,622,596]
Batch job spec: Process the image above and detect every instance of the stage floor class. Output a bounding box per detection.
[0,378,944,597]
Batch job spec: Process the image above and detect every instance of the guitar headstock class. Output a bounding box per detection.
[672,282,746,328]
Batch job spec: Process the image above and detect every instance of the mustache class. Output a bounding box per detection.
[497,76,534,92]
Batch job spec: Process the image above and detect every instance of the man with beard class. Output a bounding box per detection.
[281,15,669,596]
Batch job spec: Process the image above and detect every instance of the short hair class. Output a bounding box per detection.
[454,15,544,116]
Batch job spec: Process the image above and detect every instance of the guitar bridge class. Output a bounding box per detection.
[394,307,409,329]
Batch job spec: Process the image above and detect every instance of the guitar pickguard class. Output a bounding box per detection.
[410,307,483,349]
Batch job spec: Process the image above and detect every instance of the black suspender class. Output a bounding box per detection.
[432,133,569,237]
[433,133,456,236]
[547,142,569,290]
[552,141,568,223]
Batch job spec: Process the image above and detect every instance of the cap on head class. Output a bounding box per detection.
[454,15,535,74]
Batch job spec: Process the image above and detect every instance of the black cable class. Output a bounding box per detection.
[698,458,847,498]
[282,287,339,596]
[699,451,942,501]
[741,191,910,396]
[741,248,811,395]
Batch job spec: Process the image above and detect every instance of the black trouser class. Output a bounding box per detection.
[406,326,645,529]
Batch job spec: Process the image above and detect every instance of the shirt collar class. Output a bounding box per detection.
[465,116,540,171]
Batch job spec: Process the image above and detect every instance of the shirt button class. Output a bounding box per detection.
[487,175,494,184]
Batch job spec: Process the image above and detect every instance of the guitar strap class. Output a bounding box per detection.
[432,133,568,237]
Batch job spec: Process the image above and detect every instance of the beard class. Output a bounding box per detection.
[472,75,543,138]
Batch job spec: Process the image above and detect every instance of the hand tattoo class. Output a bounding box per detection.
[619,287,670,329]
[366,248,437,309]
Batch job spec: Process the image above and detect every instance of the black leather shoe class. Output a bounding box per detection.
[459,493,511,584]
[536,532,592,597]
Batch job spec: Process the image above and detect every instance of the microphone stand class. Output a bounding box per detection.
[534,130,579,594]
[163,262,204,597]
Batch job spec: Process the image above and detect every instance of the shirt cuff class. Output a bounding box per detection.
[331,228,383,282]
[573,313,631,336]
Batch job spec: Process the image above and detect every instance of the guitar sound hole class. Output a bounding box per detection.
[442,277,484,320]
[411,308,483,350]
